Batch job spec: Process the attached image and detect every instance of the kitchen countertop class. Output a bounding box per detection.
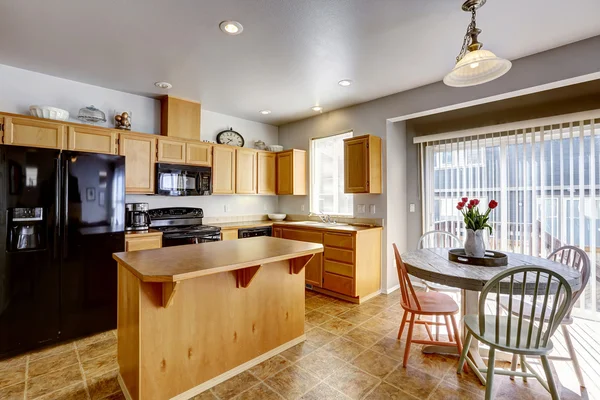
[125,229,162,239]
[211,220,382,233]
[211,220,274,230]
[112,236,323,283]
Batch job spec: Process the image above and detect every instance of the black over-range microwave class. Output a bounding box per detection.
[156,163,212,196]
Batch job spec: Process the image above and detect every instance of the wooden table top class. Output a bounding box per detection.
[113,236,323,283]
[401,248,581,292]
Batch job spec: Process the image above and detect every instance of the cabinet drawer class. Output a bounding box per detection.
[324,232,354,249]
[324,247,354,264]
[323,272,355,297]
[324,260,354,278]
[125,236,162,252]
[281,229,323,244]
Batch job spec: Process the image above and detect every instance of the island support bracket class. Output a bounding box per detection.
[236,265,262,288]
[162,282,180,308]
[289,254,315,275]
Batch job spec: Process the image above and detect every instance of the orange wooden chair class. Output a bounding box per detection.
[393,244,463,367]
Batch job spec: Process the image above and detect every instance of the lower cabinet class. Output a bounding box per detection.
[125,232,162,252]
[280,228,323,288]
[221,229,238,241]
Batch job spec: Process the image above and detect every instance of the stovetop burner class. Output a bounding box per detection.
[148,207,220,239]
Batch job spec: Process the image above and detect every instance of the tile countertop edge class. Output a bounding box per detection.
[112,237,324,283]
[212,220,383,232]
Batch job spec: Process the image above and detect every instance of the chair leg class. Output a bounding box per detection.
[485,348,496,400]
[520,355,528,383]
[457,331,472,374]
[450,315,463,355]
[510,354,518,380]
[562,325,585,388]
[540,355,561,400]
[397,311,408,340]
[403,312,416,368]
[436,315,441,341]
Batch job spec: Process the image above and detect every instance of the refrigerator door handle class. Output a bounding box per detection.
[63,158,69,258]
[54,157,60,259]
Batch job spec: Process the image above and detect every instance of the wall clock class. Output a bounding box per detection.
[216,128,245,147]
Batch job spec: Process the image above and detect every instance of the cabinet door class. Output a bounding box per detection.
[119,133,156,194]
[281,228,323,287]
[221,229,238,241]
[273,227,282,238]
[186,142,212,166]
[344,137,369,193]
[235,148,258,194]
[257,152,276,195]
[67,125,117,154]
[212,146,236,194]
[157,138,186,164]
[3,116,65,149]
[276,151,293,195]
[125,236,162,251]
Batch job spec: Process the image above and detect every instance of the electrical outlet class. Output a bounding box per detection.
[409,203,415,213]
[357,204,366,214]
[224,204,230,213]
[369,204,376,214]
[264,203,268,211]
[301,204,305,212]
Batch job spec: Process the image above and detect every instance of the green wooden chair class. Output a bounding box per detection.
[457,266,573,400]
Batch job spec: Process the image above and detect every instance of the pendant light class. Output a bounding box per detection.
[444,0,511,87]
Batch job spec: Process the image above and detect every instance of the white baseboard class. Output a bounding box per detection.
[118,373,133,400]
[382,284,399,294]
[360,290,382,303]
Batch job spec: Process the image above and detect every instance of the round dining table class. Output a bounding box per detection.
[401,248,582,370]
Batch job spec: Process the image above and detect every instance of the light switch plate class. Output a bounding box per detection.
[301,204,305,212]
[409,203,415,213]
[369,204,376,214]
[224,204,230,212]
[357,204,366,214]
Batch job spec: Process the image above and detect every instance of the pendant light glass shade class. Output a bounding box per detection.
[444,49,512,87]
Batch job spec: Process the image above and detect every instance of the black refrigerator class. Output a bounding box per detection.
[0,145,125,358]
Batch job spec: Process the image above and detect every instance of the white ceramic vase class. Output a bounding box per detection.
[464,229,485,257]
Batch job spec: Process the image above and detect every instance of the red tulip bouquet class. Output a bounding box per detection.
[456,197,498,234]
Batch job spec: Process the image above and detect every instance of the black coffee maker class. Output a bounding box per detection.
[125,203,150,231]
[7,207,45,251]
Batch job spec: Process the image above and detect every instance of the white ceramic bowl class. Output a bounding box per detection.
[267,145,284,152]
[268,213,287,221]
[29,105,69,121]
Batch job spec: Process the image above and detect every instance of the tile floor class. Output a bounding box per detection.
[0,290,590,399]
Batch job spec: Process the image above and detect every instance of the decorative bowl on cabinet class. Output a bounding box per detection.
[267,213,286,221]
[29,105,69,121]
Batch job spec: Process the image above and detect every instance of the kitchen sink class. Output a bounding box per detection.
[286,221,348,226]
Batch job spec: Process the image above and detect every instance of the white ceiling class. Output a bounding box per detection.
[1,0,599,125]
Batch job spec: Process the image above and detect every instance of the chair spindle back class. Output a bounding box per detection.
[417,230,462,250]
[393,244,421,311]
[547,246,590,317]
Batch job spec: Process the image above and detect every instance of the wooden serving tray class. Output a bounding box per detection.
[448,248,508,267]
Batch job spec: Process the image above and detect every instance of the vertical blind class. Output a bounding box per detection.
[417,111,600,320]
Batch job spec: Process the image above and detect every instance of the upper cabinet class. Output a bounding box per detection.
[160,96,201,140]
[344,134,382,194]
[67,125,117,154]
[235,148,257,194]
[119,132,157,194]
[157,137,186,164]
[186,142,212,166]
[2,116,65,149]
[157,138,212,167]
[212,145,236,194]
[257,151,276,195]
[277,149,306,195]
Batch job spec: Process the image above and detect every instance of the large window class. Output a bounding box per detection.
[310,132,353,215]
[419,114,600,320]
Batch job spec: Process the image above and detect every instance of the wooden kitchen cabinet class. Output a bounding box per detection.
[273,227,282,238]
[119,132,157,194]
[344,134,382,194]
[257,151,276,195]
[160,96,201,140]
[186,142,212,166]
[235,148,257,194]
[276,149,306,195]
[67,125,117,154]
[212,145,236,194]
[281,228,323,288]
[220,229,239,241]
[125,232,162,252]
[157,137,186,164]
[2,116,65,149]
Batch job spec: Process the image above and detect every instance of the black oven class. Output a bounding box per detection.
[156,163,212,196]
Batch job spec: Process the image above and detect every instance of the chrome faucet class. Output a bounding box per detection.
[310,212,336,224]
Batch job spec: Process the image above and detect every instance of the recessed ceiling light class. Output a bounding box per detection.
[154,81,172,89]
[219,20,243,35]
[311,106,323,112]
[259,110,271,115]
[338,79,353,87]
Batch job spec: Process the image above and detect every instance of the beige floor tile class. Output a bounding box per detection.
[305,328,338,348]
[342,327,384,347]
[295,349,347,379]
[354,303,385,316]
[76,331,115,348]
[363,382,417,400]
[324,364,380,400]
[383,365,440,399]
[234,383,282,400]
[0,366,25,390]
[280,342,318,363]
[429,379,484,400]
[100,392,126,400]
[305,296,331,310]
[0,355,26,372]
[0,382,25,400]
[87,369,120,400]
[249,355,291,380]
[351,350,399,378]
[33,382,89,400]
[358,317,399,336]
[28,349,79,378]
[406,346,455,378]
[265,365,320,399]
[318,318,356,335]
[82,352,119,379]
[299,382,350,399]
[77,336,117,363]
[322,338,367,362]
[336,310,373,325]
[370,337,406,361]
[212,371,260,400]
[442,369,485,396]
[28,341,76,361]
[375,309,404,324]
[304,311,332,326]
[190,390,219,400]
[318,304,353,317]
[26,363,83,399]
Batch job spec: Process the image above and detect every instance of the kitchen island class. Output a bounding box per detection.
[112,237,323,400]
